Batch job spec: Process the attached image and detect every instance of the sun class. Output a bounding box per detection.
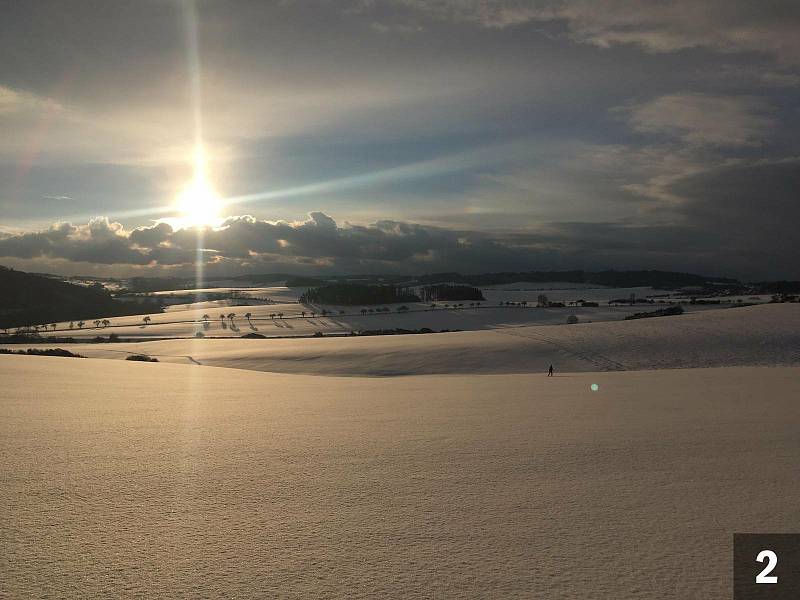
[175,175,224,228]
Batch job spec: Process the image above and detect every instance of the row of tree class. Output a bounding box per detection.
[7,318,115,335]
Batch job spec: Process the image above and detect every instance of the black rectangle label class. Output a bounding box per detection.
[734,534,800,599]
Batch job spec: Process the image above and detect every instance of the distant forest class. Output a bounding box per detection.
[300,284,420,305]
[411,270,739,289]
[624,306,685,320]
[122,273,322,292]
[125,276,190,293]
[419,284,485,302]
[0,266,162,329]
[219,269,743,290]
[284,276,326,287]
[54,270,799,296]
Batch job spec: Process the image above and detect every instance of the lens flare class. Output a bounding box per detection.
[176,174,223,227]
[174,2,223,231]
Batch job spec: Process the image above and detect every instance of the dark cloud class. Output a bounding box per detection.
[0,190,797,279]
[0,211,561,275]
[129,222,173,248]
[527,157,800,279]
[671,157,800,258]
[0,218,151,265]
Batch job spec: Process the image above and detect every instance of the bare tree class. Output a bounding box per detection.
[93,320,101,328]
[143,316,151,326]
[77,321,85,329]
[102,319,110,328]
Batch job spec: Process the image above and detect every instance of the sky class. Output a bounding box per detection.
[0,0,798,280]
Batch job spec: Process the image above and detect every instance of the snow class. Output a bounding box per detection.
[480,284,671,304]
[480,280,604,290]
[20,296,743,341]
[10,303,799,376]
[146,285,303,302]
[3,301,799,596]
[2,355,799,598]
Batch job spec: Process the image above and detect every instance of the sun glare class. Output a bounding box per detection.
[175,175,223,228]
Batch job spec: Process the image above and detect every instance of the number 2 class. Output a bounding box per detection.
[756,549,778,584]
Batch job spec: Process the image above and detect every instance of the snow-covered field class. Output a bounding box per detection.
[2,299,799,597]
[8,282,761,343]
[147,285,305,302]
[480,284,672,304]
[18,298,739,342]
[8,303,799,376]
[2,355,799,598]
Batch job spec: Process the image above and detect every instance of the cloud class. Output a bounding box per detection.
[371,0,800,62]
[364,0,545,29]
[1,1,797,282]
[0,83,190,168]
[0,85,64,115]
[669,156,800,254]
[0,189,798,280]
[542,156,800,277]
[0,213,527,273]
[0,217,152,265]
[129,222,174,248]
[546,1,800,61]
[623,93,774,147]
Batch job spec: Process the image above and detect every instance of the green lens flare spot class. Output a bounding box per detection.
[590,383,599,392]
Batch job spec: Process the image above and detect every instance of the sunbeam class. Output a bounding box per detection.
[220,137,540,210]
[181,0,215,289]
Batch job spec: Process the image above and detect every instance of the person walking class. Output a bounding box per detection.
[547,364,554,377]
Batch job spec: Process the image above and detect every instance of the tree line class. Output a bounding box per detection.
[418,284,485,302]
[299,283,420,305]
[0,266,163,329]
